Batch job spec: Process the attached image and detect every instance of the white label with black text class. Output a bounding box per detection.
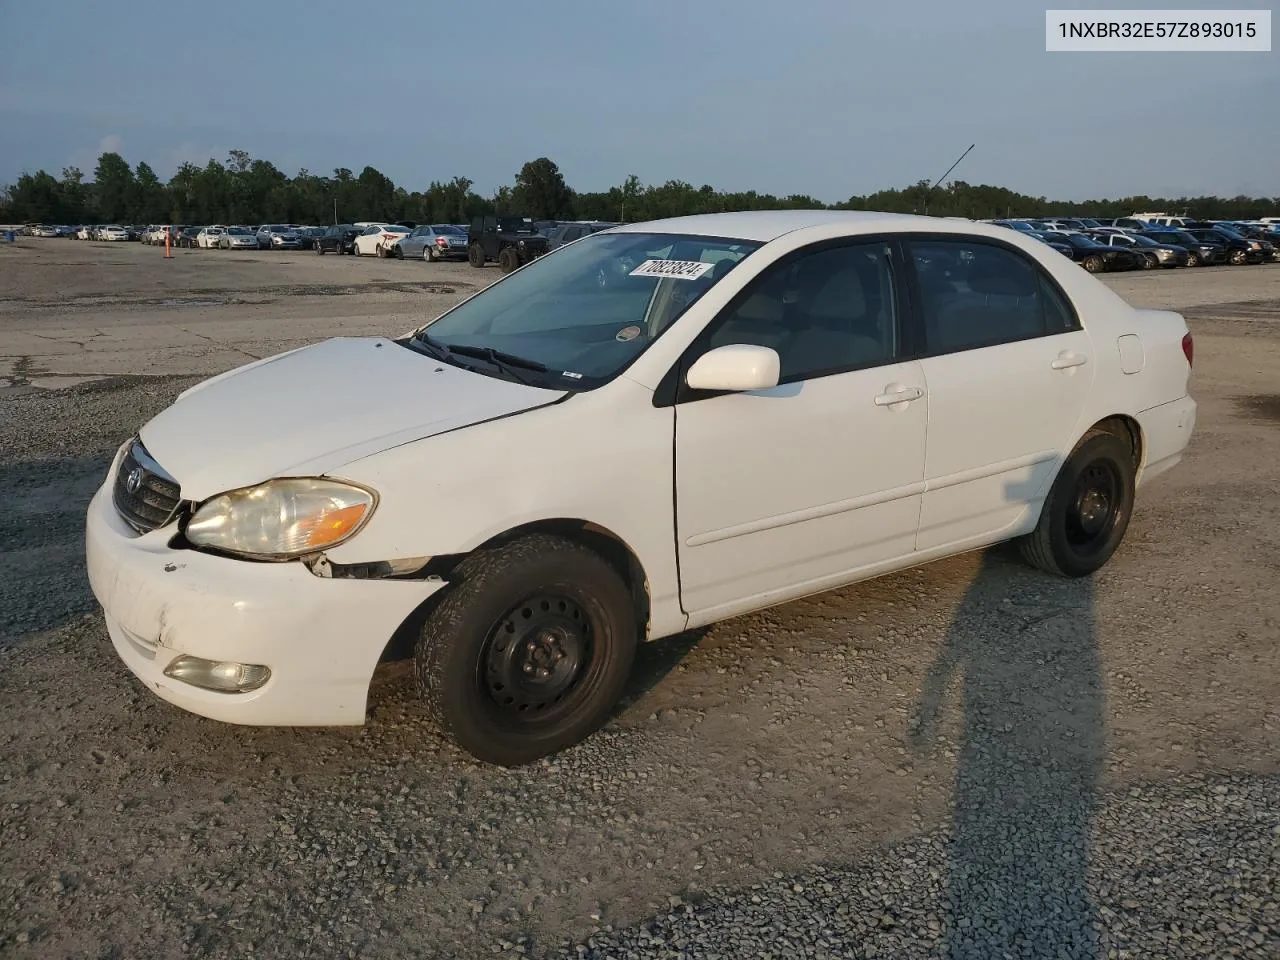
[629,259,714,280]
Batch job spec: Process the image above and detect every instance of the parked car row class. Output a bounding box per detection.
[983,215,1280,270]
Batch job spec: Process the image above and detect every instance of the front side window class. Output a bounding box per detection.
[412,232,760,388]
[910,240,1075,354]
[693,241,899,383]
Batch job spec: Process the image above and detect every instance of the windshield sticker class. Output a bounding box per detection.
[629,259,713,280]
[615,325,642,342]
[561,371,584,380]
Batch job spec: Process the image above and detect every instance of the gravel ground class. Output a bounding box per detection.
[1,241,1278,959]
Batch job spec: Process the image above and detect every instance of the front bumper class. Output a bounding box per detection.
[85,482,444,726]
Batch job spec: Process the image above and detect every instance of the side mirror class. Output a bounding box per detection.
[685,344,781,393]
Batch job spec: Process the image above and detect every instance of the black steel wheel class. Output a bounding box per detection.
[415,533,638,766]
[1019,430,1135,577]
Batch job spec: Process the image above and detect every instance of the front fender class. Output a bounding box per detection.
[324,378,685,638]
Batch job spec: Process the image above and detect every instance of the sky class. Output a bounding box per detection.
[0,0,1276,203]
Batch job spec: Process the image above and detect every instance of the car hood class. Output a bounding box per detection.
[139,337,566,502]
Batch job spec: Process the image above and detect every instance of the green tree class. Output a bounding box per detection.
[511,157,574,219]
[133,162,168,221]
[93,152,136,222]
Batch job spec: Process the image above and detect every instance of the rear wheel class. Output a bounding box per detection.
[414,534,638,766]
[1229,249,1247,265]
[1018,430,1135,578]
[427,245,439,262]
[1083,254,1105,273]
[468,242,485,267]
[1185,251,1200,267]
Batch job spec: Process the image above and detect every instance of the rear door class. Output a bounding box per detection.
[906,237,1095,551]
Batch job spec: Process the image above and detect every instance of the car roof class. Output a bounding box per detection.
[605,209,992,243]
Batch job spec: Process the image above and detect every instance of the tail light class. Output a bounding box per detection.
[436,237,447,246]
[1181,332,1194,368]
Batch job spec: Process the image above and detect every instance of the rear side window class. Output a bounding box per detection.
[910,240,1078,354]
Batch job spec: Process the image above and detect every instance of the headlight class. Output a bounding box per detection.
[185,478,376,559]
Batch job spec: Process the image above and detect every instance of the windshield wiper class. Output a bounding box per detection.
[443,344,548,385]
[445,343,548,372]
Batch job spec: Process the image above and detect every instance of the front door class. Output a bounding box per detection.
[674,239,928,619]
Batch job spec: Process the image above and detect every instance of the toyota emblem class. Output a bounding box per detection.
[125,467,144,494]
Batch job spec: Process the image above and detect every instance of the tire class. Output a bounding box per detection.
[394,244,403,259]
[498,246,520,274]
[1141,254,1157,270]
[1229,249,1246,265]
[1185,252,1200,267]
[1083,254,1105,274]
[375,243,385,258]
[414,533,638,766]
[427,245,439,262]
[468,242,485,267]
[1018,430,1136,578]
[316,243,325,255]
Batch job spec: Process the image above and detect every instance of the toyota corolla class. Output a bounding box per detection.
[86,211,1197,766]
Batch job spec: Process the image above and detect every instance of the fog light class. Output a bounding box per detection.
[163,655,271,693]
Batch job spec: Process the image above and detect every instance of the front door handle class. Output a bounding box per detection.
[1051,352,1089,370]
[873,384,924,406]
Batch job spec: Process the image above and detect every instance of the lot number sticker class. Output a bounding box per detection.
[629,259,713,280]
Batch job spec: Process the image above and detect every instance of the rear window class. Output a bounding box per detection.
[432,224,464,235]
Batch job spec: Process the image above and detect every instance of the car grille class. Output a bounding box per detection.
[112,440,182,534]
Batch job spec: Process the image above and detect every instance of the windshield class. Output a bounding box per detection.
[226,227,249,235]
[1212,227,1243,240]
[1131,235,1161,247]
[412,231,761,388]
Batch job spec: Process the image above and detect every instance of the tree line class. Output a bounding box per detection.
[2,149,1277,227]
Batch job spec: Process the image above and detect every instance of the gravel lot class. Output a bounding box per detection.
[2,239,1278,959]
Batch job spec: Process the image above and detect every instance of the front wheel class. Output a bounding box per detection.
[414,534,638,766]
[1141,253,1157,270]
[1229,249,1247,265]
[1018,430,1135,578]
[1185,252,1200,267]
[498,246,520,273]
[316,243,325,255]
[1083,254,1105,273]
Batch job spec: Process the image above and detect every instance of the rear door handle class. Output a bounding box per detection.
[1051,352,1089,370]
[873,385,924,406]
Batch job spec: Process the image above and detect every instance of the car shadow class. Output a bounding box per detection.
[911,548,1104,958]
[614,626,708,715]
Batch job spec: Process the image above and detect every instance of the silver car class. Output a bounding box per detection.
[394,224,469,261]
[218,226,261,250]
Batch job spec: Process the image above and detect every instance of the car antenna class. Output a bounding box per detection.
[922,143,975,217]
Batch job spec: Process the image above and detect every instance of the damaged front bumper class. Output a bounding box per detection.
[84,482,446,726]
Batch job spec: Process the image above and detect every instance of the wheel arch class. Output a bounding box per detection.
[1085,413,1144,475]
[378,517,652,664]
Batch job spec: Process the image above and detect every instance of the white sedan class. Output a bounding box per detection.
[351,223,411,257]
[196,226,225,249]
[85,211,1196,766]
[98,225,129,241]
